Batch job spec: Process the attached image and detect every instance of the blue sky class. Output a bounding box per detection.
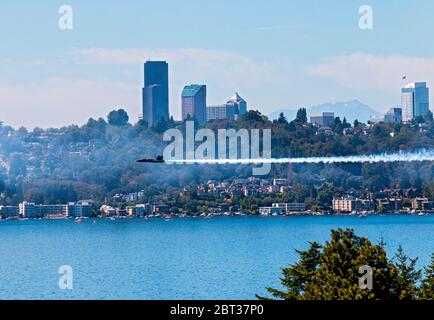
[1,0,434,128]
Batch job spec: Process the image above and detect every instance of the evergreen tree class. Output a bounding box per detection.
[419,254,434,300]
[295,108,307,124]
[394,246,422,299]
[260,229,425,300]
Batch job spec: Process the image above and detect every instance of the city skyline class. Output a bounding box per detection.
[2,1,434,128]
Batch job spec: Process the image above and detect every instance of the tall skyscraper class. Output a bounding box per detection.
[227,93,247,116]
[401,82,430,122]
[142,61,169,126]
[181,84,207,125]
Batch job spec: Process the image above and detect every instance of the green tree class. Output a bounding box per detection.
[260,229,424,300]
[108,109,129,126]
[277,112,288,125]
[394,246,422,299]
[419,254,434,300]
[295,108,307,124]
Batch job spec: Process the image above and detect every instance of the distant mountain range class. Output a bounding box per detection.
[269,100,381,124]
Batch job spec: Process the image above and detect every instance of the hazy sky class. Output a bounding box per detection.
[1,0,434,128]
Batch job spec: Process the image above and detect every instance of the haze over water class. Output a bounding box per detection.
[0,215,432,300]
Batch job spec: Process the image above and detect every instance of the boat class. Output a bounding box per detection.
[358,212,368,218]
[75,217,82,223]
[418,212,426,216]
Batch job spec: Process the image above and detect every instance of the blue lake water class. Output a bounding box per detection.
[0,215,433,300]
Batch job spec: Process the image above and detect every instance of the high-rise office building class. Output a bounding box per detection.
[383,107,402,123]
[206,93,248,122]
[227,93,247,116]
[401,82,429,122]
[142,61,169,126]
[181,84,207,125]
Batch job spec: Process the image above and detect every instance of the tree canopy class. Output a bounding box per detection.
[261,228,433,300]
[107,109,129,126]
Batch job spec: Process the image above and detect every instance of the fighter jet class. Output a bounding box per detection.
[136,155,165,163]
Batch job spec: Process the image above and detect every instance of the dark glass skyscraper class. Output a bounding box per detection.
[142,61,169,126]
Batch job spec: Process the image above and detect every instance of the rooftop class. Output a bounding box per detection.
[404,82,427,89]
[182,84,205,97]
[228,92,246,103]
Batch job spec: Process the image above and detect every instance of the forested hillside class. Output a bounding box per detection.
[1,108,434,206]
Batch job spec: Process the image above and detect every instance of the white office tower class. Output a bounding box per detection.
[401,82,430,122]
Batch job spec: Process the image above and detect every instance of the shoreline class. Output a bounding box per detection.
[1,211,432,222]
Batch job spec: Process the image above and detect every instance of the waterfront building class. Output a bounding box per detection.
[0,206,19,219]
[19,202,44,219]
[152,203,170,214]
[38,205,68,216]
[383,107,402,123]
[401,82,430,122]
[333,197,355,213]
[182,85,207,125]
[310,112,335,126]
[258,206,284,216]
[142,61,169,126]
[67,202,93,217]
[126,205,146,217]
[332,196,374,213]
[272,203,306,214]
[100,205,116,217]
[376,198,403,212]
[411,197,434,211]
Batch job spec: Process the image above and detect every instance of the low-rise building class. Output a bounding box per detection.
[126,205,146,217]
[152,203,170,214]
[100,205,116,217]
[272,203,306,214]
[38,204,68,217]
[19,202,44,219]
[67,202,93,217]
[258,206,284,216]
[273,179,288,187]
[0,206,19,219]
[376,198,403,212]
[412,198,434,211]
[244,188,259,197]
[332,196,374,213]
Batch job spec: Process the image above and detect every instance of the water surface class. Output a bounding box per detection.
[0,215,432,300]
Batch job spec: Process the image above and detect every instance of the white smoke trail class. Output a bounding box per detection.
[167,149,434,165]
